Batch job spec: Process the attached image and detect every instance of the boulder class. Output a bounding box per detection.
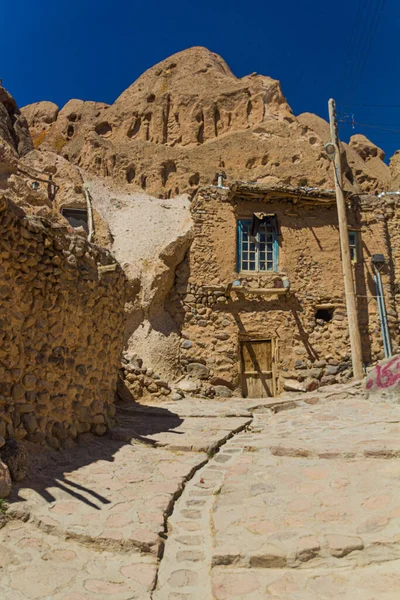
[325,364,340,375]
[304,377,319,392]
[186,362,210,380]
[282,378,318,393]
[365,354,400,402]
[210,377,233,388]
[181,339,193,350]
[0,439,28,482]
[177,379,200,393]
[213,385,232,398]
[282,379,307,393]
[301,368,323,380]
[0,460,11,498]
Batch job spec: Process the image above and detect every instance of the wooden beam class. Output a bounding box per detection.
[232,287,288,295]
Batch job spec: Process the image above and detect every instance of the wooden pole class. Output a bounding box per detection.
[328,98,364,380]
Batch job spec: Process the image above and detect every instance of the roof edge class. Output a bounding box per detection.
[229,181,344,203]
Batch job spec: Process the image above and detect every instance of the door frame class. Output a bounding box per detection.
[239,336,278,397]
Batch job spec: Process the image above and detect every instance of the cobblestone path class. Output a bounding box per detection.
[1,384,400,599]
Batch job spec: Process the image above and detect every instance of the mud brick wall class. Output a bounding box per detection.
[169,187,399,395]
[0,195,126,447]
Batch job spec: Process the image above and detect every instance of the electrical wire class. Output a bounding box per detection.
[339,0,387,110]
[347,0,386,105]
[344,0,376,103]
[341,104,400,108]
[340,120,400,134]
[339,0,365,87]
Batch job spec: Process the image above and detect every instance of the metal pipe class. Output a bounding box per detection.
[373,266,392,358]
[374,271,388,357]
[376,267,392,357]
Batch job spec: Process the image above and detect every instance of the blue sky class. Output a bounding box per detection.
[2,0,399,160]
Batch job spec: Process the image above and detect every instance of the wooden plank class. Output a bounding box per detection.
[241,340,274,398]
[98,264,118,273]
[246,374,273,398]
[233,287,288,295]
[243,371,273,377]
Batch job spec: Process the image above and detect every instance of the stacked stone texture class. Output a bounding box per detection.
[119,353,172,400]
[168,186,400,395]
[385,194,400,311]
[0,195,126,448]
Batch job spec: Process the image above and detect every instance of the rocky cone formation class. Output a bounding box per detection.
[20,46,397,198]
[2,46,400,399]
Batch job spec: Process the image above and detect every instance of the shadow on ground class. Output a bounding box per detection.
[11,399,184,511]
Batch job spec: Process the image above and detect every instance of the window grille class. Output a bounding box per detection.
[237,219,278,272]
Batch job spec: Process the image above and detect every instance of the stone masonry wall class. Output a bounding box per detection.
[169,186,399,396]
[0,195,126,447]
[385,193,400,324]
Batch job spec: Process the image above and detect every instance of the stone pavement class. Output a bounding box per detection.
[1,383,400,598]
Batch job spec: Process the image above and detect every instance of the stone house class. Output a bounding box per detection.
[173,183,400,397]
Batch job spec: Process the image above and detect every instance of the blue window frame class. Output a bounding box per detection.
[237,219,278,272]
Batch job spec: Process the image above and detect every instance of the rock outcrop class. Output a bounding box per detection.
[4,47,400,403]
[0,86,32,158]
[21,46,395,199]
[20,101,59,147]
[84,176,193,380]
[0,85,33,190]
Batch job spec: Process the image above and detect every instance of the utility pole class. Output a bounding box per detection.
[328,98,364,380]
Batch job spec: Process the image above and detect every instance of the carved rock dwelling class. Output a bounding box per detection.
[0,43,400,458]
[172,183,400,397]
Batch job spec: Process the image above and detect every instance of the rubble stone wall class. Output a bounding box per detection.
[170,186,399,395]
[385,193,400,314]
[0,195,126,447]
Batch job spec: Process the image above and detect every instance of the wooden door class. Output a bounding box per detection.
[241,339,275,398]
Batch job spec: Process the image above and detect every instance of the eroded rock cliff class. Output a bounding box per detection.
[4,46,400,400]
[21,46,396,198]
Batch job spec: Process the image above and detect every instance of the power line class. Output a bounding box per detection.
[340,0,387,108]
[353,121,400,134]
[344,0,376,102]
[347,0,386,105]
[339,120,400,134]
[341,104,400,108]
[339,0,365,87]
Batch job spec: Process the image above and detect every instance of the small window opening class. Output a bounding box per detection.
[315,308,333,323]
[237,219,279,273]
[61,208,88,233]
[349,231,359,263]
